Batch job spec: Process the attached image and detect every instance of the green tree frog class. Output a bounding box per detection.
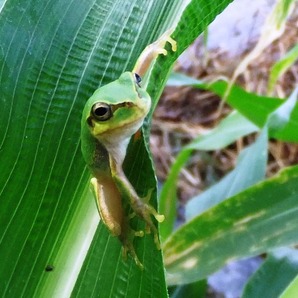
[81,30,176,268]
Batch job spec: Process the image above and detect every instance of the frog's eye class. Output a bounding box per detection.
[91,103,113,121]
[134,73,142,86]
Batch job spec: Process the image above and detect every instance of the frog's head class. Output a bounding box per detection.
[83,72,151,144]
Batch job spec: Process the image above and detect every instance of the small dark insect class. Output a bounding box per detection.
[45,265,54,272]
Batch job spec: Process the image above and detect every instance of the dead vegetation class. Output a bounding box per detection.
[151,8,298,203]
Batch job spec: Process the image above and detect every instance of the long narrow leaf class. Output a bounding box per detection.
[186,128,267,219]
[164,165,298,285]
[167,73,298,142]
[280,275,298,298]
[268,43,298,95]
[160,112,258,240]
[185,86,298,219]
[242,248,298,298]
[0,0,234,296]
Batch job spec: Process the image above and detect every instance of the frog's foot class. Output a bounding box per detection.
[133,28,177,77]
[141,204,164,249]
[156,28,177,54]
[121,228,144,269]
[132,192,165,250]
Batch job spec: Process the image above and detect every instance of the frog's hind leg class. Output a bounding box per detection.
[110,160,165,251]
[91,176,145,268]
[90,177,123,237]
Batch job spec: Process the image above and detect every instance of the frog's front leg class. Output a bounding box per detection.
[90,176,144,268]
[133,28,177,77]
[109,158,165,249]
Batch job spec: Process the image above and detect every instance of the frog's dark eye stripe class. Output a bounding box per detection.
[91,102,113,121]
[134,73,142,86]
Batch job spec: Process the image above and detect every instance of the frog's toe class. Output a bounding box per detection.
[128,211,136,220]
[134,230,144,237]
[122,244,144,270]
[153,232,161,250]
[142,191,165,223]
[147,205,165,223]
[121,229,144,269]
[145,223,161,250]
[157,48,167,56]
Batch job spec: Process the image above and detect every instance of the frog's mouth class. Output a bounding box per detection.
[96,116,145,137]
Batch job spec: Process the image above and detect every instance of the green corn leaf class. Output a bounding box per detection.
[280,275,298,298]
[164,165,298,285]
[268,43,298,95]
[159,111,258,241]
[0,0,234,296]
[185,86,298,219]
[242,248,298,298]
[186,128,267,219]
[167,72,298,143]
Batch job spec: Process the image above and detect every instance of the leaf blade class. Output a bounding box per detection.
[159,111,258,240]
[242,248,298,298]
[164,165,298,285]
